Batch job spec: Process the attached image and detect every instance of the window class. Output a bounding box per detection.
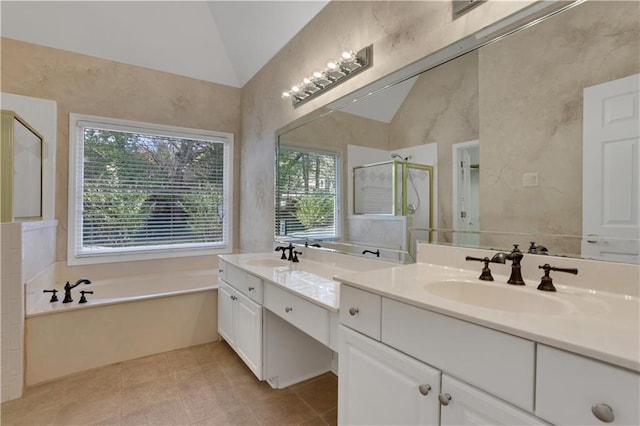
[275,145,341,240]
[68,114,233,264]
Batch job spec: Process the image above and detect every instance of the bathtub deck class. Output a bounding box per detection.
[1,341,338,425]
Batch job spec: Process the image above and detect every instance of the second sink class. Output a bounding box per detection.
[424,280,570,315]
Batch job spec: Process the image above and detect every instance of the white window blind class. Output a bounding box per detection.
[68,114,232,264]
[275,145,340,240]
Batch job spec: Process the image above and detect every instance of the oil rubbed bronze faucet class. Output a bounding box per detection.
[62,278,91,303]
[491,244,526,285]
[275,243,301,262]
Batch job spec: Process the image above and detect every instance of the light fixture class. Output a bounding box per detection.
[281,45,373,107]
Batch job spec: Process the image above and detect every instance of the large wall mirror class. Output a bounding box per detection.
[276,0,639,264]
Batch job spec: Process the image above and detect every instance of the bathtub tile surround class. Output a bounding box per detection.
[0,223,24,402]
[0,341,339,425]
[20,220,57,283]
[1,219,57,402]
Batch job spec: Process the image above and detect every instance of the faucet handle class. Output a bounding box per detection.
[465,256,494,281]
[43,289,59,302]
[537,264,578,292]
[292,250,302,263]
[79,290,94,304]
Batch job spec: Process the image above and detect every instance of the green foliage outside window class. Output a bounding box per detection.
[82,128,225,249]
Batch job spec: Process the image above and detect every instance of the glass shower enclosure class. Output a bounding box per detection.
[353,160,433,230]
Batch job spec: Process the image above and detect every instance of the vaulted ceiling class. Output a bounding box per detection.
[1,1,329,88]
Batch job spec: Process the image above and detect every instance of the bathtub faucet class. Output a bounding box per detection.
[63,278,91,303]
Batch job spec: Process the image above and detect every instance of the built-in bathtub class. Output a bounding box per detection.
[25,265,218,386]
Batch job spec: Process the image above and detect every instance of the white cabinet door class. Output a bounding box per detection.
[236,290,263,379]
[440,375,546,426]
[536,345,640,426]
[338,325,441,426]
[218,281,236,347]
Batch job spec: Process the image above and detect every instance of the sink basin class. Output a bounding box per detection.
[244,258,289,268]
[424,280,570,315]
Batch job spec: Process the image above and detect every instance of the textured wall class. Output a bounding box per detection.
[478,0,640,255]
[239,0,536,251]
[0,38,242,261]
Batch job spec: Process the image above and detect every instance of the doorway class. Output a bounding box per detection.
[452,140,480,247]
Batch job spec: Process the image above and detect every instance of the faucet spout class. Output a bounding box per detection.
[69,278,92,289]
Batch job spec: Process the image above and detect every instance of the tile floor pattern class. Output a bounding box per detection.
[1,341,338,425]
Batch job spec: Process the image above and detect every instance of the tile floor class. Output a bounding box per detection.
[1,341,338,425]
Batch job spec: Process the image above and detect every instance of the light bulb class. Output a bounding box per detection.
[341,50,353,60]
[303,77,311,84]
[313,71,323,79]
[281,91,290,98]
[327,61,337,70]
[291,86,300,93]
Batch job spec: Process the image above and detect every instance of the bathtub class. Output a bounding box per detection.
[25,265,218,386]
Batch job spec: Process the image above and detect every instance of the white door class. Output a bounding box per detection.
[235,291,263,379]
[453,140,480,247]
[217,281,236,346]
[338,325,441,426]
[440,375,546,426]
[582,74,640,263]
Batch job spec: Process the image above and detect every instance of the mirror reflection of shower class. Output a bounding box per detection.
[391,153,420,216]
[353,157,433,228]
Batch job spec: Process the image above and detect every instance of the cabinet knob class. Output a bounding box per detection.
[218,269,224,273]
[418,384,431,396]
[438,393,452,406]
[349,307,359,316]
[230,295,237,301]
[591,403,615,423]
[248,286,255,291]
[285,306,293,313]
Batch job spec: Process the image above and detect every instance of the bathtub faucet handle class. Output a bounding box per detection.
[43,289,59,302]
[79,290,94,304]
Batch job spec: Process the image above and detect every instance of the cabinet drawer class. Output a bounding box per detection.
[218,259,228,282]
[536,345,640,425]
[340,285,382,340]
[226,262,247,290]
[264,283,330,346]
[381,297,535,411]
[243,274,263,304]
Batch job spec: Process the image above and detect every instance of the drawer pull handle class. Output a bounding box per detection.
[230,295,237,301]
[248,286,255,291]
[218,269,224,273]
[591,403,615,423]
[438,393,452,406]
[285,306,293,313]
[418,384,431,396]
[349,307,359,316]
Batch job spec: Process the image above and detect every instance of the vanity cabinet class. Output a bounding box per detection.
[339,325,441,425]
[339,284,545,425]
[439,375,544,426]
[536,345,640,425]
[218,256,336,388]
[264,282,331,346]
[217,262,263,380]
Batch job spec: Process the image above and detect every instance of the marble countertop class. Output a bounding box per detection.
[335,262,640,372]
